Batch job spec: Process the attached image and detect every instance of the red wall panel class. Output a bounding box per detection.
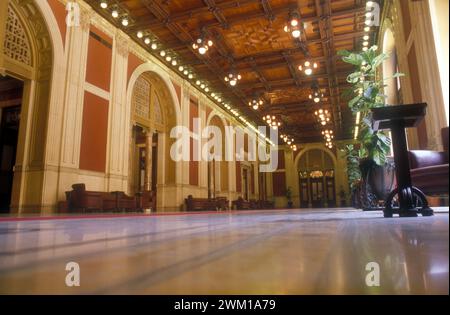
[127,53,144,84]
[47,0,67,46]
[273,172,286,197]
[86,27,112,92]
[79,92,109,173]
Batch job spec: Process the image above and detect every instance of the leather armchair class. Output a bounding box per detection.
[408,127,449,195]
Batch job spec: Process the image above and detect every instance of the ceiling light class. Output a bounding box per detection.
[183,70,189,75]
[172,60,177,66]
[299,61,318,76]
[363,35,369,40]
[160,50,166,57]
[248,98,264,110]
[224,70,242,87]
[137,31,143,39]
[144,38,151,45]
[364,26,370,32]
[188,74,194,79]
[309,85,324,103]
[100,1,108,9]
[363,41,369,46]
[121,18,129,27]
[151,43,158,50]
[284,11,303,39]
[179,66,184,72]
[112,10,119,18]
[192,36,213,55]
[165,56,172,62]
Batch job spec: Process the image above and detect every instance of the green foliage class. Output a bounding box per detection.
[338,46,403,167]
[344,144,362,190]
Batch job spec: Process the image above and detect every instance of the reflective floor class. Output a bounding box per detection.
[0,209,448,295]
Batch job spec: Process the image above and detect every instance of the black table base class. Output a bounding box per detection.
[372,103,434,218]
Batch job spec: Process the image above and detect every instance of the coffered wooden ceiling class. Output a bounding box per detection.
[87,0,380,143]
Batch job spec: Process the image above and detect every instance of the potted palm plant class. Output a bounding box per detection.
[339,46,402,210]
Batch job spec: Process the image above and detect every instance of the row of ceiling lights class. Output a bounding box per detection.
[355,1,380,140]
[362,1,377,51]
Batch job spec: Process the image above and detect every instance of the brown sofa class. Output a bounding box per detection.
[408,127,449,196]
[65,184,154,213]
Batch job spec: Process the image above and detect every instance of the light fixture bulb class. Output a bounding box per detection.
[198,47,207,55]
[144,38,151,45]
[292,30,301,38]
[305,68,313,75]
[137,31,144,39]
[100,1,108,9]
[112,10,119,18]
[121,18,129,26]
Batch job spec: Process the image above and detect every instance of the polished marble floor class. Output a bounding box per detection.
[0,208,448,295]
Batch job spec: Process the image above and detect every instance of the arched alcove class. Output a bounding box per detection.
[295,148,336,208]
[1,0,55,213]
[127,70,179,211]
[206,113,229,198]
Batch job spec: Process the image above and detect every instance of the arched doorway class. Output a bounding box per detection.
[297,149,336,208]
[128,71,177,211]
[0,0,54,213]
[206,114,229,199]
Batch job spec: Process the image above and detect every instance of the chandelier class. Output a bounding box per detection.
[322,130,334,149]
[284,12,302,39]
[281,134,295,146]
[192,36,213,55]
[263,115,282,130]
[314,109,331,126]
[224,70,242,87]
[249,98,263,110]
[309,84,324,103]
[299,61,318,76]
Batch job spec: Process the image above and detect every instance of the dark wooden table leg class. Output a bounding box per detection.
[390,121,418,217]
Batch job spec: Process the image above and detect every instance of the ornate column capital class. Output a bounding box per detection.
[79,6,94,31]
[115,34,129,57]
